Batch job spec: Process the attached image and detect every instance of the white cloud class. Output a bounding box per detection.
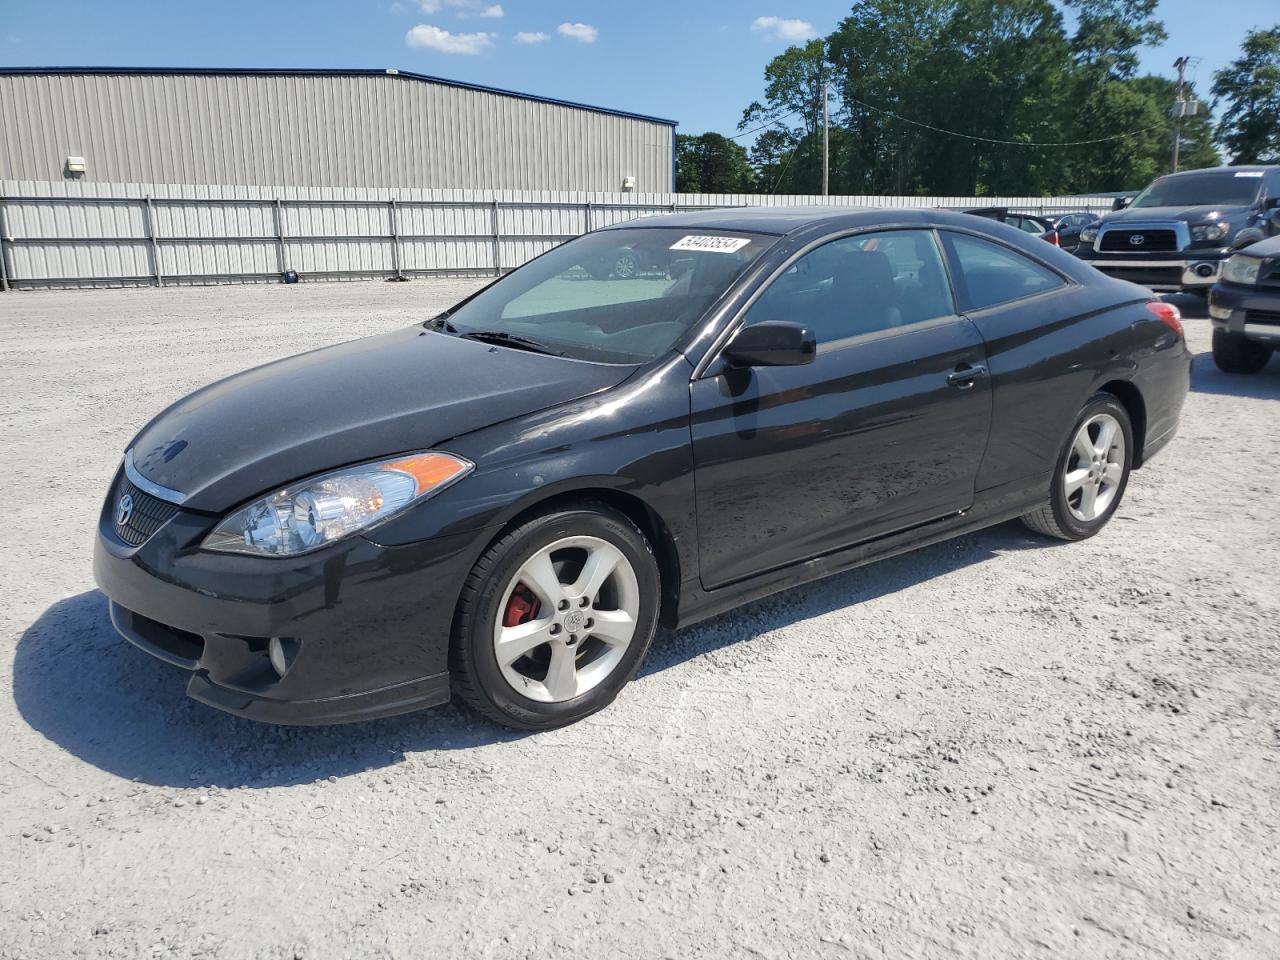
[557,22,598,43]
[418,0,441,10]
[405,23,495,53]
[750,16,817,42]
[478,4,503,16]
[513,31,548,44]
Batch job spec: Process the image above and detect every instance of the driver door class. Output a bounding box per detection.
[689,229,993,589]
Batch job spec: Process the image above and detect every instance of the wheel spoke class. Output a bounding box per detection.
[589,609,636,647]
[1102,462,1124,486]
[572,543,622,600]
[1078,483,1098,519]
[1095,419,1118,457]
[519,552,565,608]
[495,620,553,666]
[1073,428,1095,463]
[543,643,578,700]
[1064,468,1090,496]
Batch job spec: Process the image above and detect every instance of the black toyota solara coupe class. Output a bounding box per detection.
[95,207,1191,730]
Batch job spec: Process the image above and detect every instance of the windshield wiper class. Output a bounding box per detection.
[460,330,565,357]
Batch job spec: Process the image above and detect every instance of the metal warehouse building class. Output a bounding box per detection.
[0,67,676,191]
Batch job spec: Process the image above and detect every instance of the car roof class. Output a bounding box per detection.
[603,204,989,238]
[1159,164,1280,178]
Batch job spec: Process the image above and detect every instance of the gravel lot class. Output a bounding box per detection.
[1,280,1278,959]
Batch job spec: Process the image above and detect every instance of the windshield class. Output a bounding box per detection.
[1131,171,1264,209]
[440,228,775,363]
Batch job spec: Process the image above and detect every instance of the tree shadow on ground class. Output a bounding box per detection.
[13,520,1050,789]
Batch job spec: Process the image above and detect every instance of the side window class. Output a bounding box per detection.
[743,230,955,344]
[942,232,1065,311]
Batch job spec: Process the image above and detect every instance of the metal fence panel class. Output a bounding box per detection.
[0,179,1113,291]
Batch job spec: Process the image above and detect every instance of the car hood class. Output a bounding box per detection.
[1103,204,1251,224]
[1241,234,1280,259]
[128,326,635,512]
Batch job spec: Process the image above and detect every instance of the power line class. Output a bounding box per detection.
[730,108,804,141]
[845,94,1168,147]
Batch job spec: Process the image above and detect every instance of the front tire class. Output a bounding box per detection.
[1022,393,1133,541]
[1212,328,1272,374]
[451,502,660,730]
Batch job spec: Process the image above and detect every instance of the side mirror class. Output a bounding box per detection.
[723,321,816,368]
[1271,208,1280,234]
[1112,196,1131,211]
[1264,197,1280,211]
[1233,227,1267,250]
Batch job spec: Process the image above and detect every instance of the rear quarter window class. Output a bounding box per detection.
[942,232,1065,311]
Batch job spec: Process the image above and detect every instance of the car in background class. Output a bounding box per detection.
[1208,233,1280,373]
[94,206,1190,730]
[1046,212,1100,253]
[1075,165,1280,294]
[962,207,1059,245]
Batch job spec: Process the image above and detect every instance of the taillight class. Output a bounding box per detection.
[1146,300,1183,337]
[1046,231,1060,246]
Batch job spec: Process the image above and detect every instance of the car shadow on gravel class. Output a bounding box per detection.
[12,590,530,789]
[638,519,1051,680]
[1190,350,1280,399]
[14,521,1051,789]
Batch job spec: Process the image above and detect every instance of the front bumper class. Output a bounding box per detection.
[1076,252,1228,292]
[93,469,491,724]
[1208,282,1280,345]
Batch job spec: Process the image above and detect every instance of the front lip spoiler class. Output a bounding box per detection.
[110,600,452,724]
[185,671,452,726]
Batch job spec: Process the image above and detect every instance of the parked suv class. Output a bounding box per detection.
[1075,165,1280,294]
[1208,234,1280,373]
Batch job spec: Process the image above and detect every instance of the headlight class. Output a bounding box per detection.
[203,452,472,557]
[1191,222,1229,243]
[1222,254,1262,286]
[1079,226,1099,244]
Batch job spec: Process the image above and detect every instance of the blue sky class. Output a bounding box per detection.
[1,0,1273,139]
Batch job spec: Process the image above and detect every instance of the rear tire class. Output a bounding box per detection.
[450,502,660,730]
[1022,393,1133,542]
[1212,328,1272,374]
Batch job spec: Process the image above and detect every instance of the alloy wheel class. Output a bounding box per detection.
[1063,412,1125,522]
[492,536,640,703]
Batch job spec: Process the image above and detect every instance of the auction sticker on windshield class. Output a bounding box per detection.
[670,235,753,253]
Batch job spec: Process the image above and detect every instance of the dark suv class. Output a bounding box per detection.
[1075,165,1280,294]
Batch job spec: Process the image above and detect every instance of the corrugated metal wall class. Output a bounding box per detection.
[0,71,675,192]
[0,179,1112,290]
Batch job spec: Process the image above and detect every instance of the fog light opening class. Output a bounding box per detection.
[1195,263,1215,278]
[268,637,298,678]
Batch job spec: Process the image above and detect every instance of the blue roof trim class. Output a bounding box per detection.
[0,66,678,127]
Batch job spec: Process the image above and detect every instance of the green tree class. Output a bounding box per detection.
[739,39,831,194]
[1062,0,1166,79]
[741,0,1203,196]
[1212,26,1280,164]
[675,133,757,193]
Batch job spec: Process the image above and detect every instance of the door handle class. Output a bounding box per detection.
[946,363,988,388]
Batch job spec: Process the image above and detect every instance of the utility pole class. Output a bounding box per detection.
[821,79,830,196]
[1172,56,1188,173]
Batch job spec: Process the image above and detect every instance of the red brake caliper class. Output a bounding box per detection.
[502,583,541,628]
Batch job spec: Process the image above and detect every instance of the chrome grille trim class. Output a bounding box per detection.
[125,448,188,505]
[112,473,182,547]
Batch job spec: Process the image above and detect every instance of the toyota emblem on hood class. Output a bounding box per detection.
[1129,234,1146,246]
[115,493,134,527]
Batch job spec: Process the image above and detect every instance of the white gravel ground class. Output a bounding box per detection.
[1,280,1278,960]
